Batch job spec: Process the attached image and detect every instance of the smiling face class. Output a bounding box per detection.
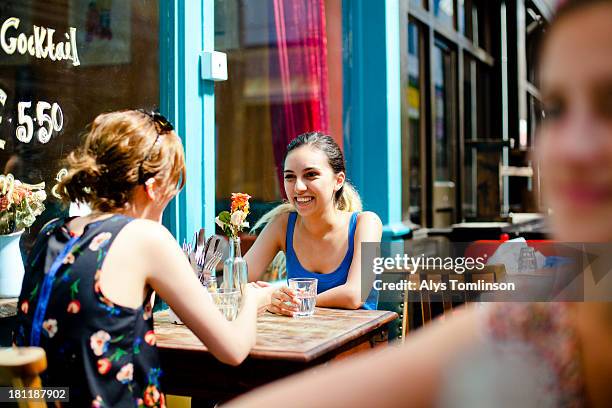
[283,145,345,216]
[535,3,612,241]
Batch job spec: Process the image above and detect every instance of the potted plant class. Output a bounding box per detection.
[0,174,46,298]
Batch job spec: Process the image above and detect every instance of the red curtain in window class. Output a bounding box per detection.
[270,0,330,198]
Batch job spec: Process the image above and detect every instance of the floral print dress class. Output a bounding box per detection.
[485,303,585,407]
[15,215,165,407]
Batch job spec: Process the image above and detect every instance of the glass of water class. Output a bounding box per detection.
[288,278,318,317]
[212,288,240,321]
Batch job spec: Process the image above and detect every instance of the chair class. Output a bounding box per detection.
[0,347,48,407]
[261,251,287,282]
[400,264,507,340]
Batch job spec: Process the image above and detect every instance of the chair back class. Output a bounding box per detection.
[0,347,48,407]
[401,264,506,339]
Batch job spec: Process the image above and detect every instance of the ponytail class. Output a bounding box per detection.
[336,181,362,212]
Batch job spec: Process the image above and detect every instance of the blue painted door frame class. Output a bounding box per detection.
[159,0,216,242]
[343,0,410,240]
[158,0,407,242]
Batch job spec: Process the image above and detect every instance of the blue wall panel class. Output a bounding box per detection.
[343,0,409,240]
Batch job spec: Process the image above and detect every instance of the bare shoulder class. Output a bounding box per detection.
[357,211,383,229]
[263,211,291,249]
[264,211,291,236]
[271,211,291,228]
[119,218,176,248]
[352,211,382,244]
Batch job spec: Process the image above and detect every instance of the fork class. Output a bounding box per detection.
[197,251,223,284]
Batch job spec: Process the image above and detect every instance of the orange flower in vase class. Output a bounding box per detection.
[216,193,251,295]
[216,193,251,239]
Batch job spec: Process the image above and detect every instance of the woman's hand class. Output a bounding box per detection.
[247,282,275,314]
[268,286,300,316]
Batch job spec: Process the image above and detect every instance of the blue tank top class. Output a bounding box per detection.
[285,212,378,310]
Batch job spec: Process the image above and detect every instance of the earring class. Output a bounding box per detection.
[144,178,156,199]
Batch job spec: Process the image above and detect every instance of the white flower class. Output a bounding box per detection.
[89,232,112,251]
[230,210,246,227]
[34,190,47,201]
[116,363,134,384]
[241,221,249,228]
[42,319,58,338]
[90,330,111,356]
[215,216,224,228]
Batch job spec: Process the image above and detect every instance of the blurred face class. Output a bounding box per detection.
[284,145,345,216]
[536,4,612,241]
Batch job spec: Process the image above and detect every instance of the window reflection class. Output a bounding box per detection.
[0,0,159,250]
[433,45,453,183]
[463,56,477,219]
[434,0,454,28]
[214,0,340,221]
[405,22,422,225]
[433,43,455,226]
[410,0,426,9]
[458,0,465,35]
[472,2,480,47]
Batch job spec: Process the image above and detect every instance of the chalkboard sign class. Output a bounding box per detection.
[0,0,160,252]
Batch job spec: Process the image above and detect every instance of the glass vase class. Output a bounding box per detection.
[222,237,248,297]
[0,230,25,298]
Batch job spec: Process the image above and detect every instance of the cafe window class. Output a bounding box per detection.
[507,0,547,214]
[432,41,456,227]
[463,55,477,219]
[403,20,424,225]
[402,0,498,227]
[463,55,498,220]
[434,0,454,28]
[410,0,427,10]
[458,0,466,35]
[0,1,160,250]
[214,0,342,223]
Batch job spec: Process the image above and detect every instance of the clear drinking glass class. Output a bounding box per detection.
[204,276,218,294]
[518,246,538,274]
[288,278,318,317]
[212,288,240,321]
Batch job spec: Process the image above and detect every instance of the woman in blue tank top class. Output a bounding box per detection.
[246,132,382,314]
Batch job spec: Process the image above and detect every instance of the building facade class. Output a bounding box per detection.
[0,0,556,246]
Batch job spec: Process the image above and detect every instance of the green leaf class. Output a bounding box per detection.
[218,211,231,223]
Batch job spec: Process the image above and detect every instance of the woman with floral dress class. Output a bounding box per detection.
[14,110,273,407]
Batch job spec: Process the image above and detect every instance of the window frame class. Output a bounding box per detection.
[402,0,496,226]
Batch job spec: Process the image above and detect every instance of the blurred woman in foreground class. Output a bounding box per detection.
[226,1,612,407]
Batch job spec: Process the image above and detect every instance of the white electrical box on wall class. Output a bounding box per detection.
[200,50,228,81]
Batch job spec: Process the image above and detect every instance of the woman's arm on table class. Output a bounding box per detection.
[316,211,382,309]
[139,220,272,366]
[225,306,481,408]
[244,213,288,282]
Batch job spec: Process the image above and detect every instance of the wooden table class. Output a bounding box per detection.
[154,308,397,401]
